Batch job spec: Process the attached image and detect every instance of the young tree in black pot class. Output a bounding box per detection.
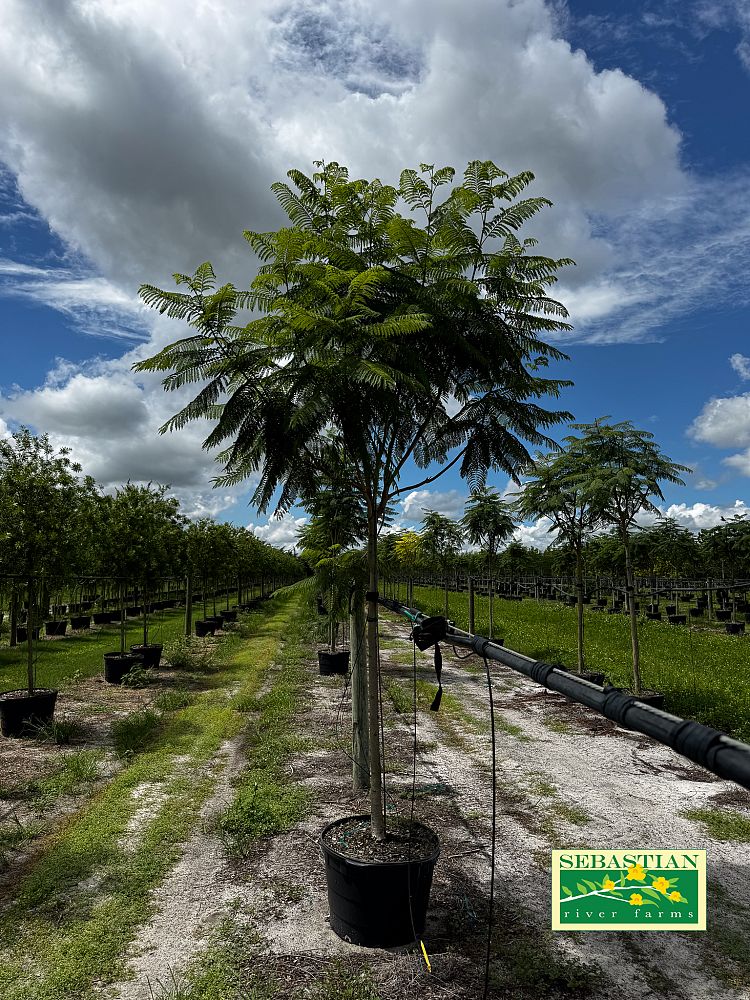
[0,429,94,735]
[136,158,574,946]
[97,483,185,680]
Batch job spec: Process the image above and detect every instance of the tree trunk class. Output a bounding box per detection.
[444,575,449,617]
[468,577,475,635]
[26,576,34,696]
[575,549,585,674]
[351,592,369,793]
[9,588,17,648]
[143,585,149,646]
[185,574,193,637]
[366,522,385,840]
[624,539,642,694]
[120,581,126,655]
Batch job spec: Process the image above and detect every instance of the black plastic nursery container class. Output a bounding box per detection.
[320,815,440,948]
[195,620,216,637]
[130,643,163,668]
[0,688,58,737]
[318,650,350,676]
[45,619,68,637]
[103,652,145,684]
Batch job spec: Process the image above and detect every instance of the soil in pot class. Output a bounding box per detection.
[130,643,163,668]
[103,652,145,684]
[0,688,58,737]
[318,650,350,675]
[320,814,440,948]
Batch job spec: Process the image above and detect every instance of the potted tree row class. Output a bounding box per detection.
[0,430,95,735]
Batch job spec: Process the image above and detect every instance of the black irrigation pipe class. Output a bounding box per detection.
[379,596,750,794]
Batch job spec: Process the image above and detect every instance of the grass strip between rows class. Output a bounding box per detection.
[0,596,301,1000]
[411,586,750,741]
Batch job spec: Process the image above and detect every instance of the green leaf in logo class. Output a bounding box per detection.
[561,886,572,897]
[576,883,588,895]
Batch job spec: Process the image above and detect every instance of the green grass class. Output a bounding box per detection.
[0,596,300,1000]
[0,608,189,693]
[111,710,162,758]
[153,689,196,712]
[682,807,750,842]
[217,611,312,857]
[412,586,750,741]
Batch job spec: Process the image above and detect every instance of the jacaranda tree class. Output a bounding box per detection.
[462,487,516,638]
[135,159,574,839]
[566,419,690,695]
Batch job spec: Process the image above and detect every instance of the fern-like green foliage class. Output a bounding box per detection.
[134,158,575,531]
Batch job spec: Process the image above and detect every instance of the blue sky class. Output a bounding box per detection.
[1,0,750,547]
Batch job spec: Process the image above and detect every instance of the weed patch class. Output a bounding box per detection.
[112,709,161,758]
[682,807,750,842]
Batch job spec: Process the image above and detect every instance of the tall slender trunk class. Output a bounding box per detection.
[26,576,34,696]
[351,592,369,793]
[143,584,149,646]
[575,548,585,674]
[9,588,17,648]
[444,574,449,617]
[624,537,642,694]
[120,581,126,654]
[185,574,193,637]
[488,555,494,639]
[366,521,385,840]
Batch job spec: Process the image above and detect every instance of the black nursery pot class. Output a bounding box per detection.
[103,652,145,684]
[318,650,350,676]
[0,688,58,737]
[320,815,440,948]
[45,619,68,637]
[71,615,91,630]
[130,643,163,668]
[220,609,237,623]
[16,626,41,643]
[195,620,216,637]
[726,622,746,636]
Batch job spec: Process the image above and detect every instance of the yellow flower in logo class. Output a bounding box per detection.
[669,891,681,902]
[629,894,643,906]
[652,877,670,893]
[602,877,616,891]
[626,863,647,881]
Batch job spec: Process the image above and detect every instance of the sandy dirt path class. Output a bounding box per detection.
[104,613,750,1000]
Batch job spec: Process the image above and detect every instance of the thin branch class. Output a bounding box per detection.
[391,447,468,497]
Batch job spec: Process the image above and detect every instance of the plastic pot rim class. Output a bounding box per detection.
[319,813,440,869]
